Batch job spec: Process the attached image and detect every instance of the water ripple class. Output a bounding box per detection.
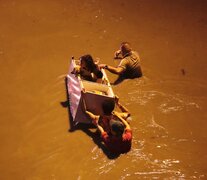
[97,159,116,174]
[127,90,200,113]
[158,94,200,114]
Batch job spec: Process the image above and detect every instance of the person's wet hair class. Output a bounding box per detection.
[110,120,124,136]
[102,99,115,115]
[121,42,132,55]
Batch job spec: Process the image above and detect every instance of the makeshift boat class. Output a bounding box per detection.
[66,57,115,125]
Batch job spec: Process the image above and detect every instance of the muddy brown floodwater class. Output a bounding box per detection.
[0,0,207,179]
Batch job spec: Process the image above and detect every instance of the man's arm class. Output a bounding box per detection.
[114,50,123,59]
[99,64,124,75]
[105,65,124,75]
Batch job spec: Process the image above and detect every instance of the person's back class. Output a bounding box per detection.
[101,126,132,154]
[119,51,142,79]
[99,112,122,134]
[101,115,132,154]
[98,99,116,134]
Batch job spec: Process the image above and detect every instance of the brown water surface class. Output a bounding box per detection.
[0,0,207,179]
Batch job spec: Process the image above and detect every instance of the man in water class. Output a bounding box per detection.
[99,42,143,85]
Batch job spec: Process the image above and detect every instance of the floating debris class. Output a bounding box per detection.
[181,68,186,75]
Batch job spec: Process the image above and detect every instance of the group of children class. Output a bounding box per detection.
[72,52,133,154]
[85,96,132,154]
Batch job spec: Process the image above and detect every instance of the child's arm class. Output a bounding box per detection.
[115,96,130,117]
[113,111,131,130]
[96,124,105,134]
[71,65,81,74]
[117,101,129,113]
[85,110,99,126]
[118,115,131,130]
[85,110,105,134]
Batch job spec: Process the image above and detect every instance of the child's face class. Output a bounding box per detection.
[80,59,87,69]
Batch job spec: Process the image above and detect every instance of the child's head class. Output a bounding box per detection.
[110,120,124,137]
[102,99,115,115]
[80,54,96,72]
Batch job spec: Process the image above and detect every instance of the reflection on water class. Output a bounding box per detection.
[0,0,207,179]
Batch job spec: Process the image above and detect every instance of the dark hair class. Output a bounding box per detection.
[80,54,97,72]
[110,120,124,136]
[102,99,115,115]
[95,69,103,79]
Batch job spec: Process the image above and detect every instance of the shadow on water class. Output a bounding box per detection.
[60,77,120,159]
